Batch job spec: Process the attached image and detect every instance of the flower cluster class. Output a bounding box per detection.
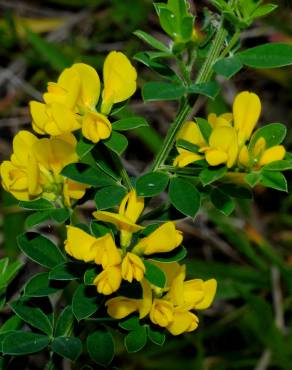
[174,91,286,170]
[106,263,216,336]
[0,52,137,204]
[64,190,217,335]
[30,52,137,143]
[0,131,86,205]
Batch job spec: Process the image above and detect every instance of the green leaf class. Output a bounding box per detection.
[199,166,227,186]
[176,139,199,153]
[149,245,187,263]
[18,232,65,269]
[77,137,95,159]
[26,28,72,71]
[2,331,49,355]
[72,284,98,321]
[19,199,54,211]
[87,329,115,367]
[210,187,235,216]
[134,52,178,81]
[119,316,140,331]
[213,56,243,79]
[61,163,116,187]
[112,116,149,131]
[142,81,186,101]
[103,131,128,155]
[196,117,212,142]
[249,123,287,149]
[49,262,86,281]
[10,301,52,336]
[188,81,220,99]
[220,184,253,199]
[50,208,71,223]
[95,185,127,210]
[25,209,70,228]
[24,272,61,297]
[147,326,165,346]
[238,43,292,69]
[251,4,278,18]
[263,160,292,171]
[136,172,169,197]
[52,337,82,361]
[169,177,200,217]
[134,30,169,52]
[55,306,75,337]
[260,171,287,192]
[245,172,261,187]
[0,259,23,292]
[25,211,52,229]
[0,315,22,334]
[144,260,166,288]
[84,267,98,285]
[124,326,147,353]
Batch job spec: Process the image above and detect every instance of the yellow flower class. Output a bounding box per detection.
[31,133,78,175]
[65,226,121,268]
[101,51,137,115]
[81,111,111,144]
[93,233,122,268]
[208,112,233,129]
[202,126,238,168]
[132,221,183,256]
[106,278,152,319]
[1,131,84,202]
[30,101,81,136]
[150,299,174,327]
[65,226,99,262]
[93,265,122,295]
[0,160,40,201]
[0,131,41,201]
[233,91,261,145]
[43,63,100,111]
[166,307,199,336]
[30,53,136,140]
[173,121,205,168]
[183,278,217,310]
[63,179,87,207]
[105,296,140,319]
[238,137,286,169]
[121,252,145,282]
[93,190,144,248]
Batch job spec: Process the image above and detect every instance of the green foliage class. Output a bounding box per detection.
[144,260,166,288]
[169,177,200,217]
[87,329,115,367]
[125,326,147,353]
[18,233,65,269]
[136,172,169,197]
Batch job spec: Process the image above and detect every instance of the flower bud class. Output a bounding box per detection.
[93,265,122,295]
[121,252,145,282]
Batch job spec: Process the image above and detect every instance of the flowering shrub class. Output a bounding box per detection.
[1,0,292,368]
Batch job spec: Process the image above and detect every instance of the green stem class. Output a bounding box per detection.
[151,24,228,172]
[220,29,241,58]
[110,152,133,191]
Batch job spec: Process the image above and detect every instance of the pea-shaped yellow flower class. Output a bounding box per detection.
[121,252,145,282]
[202,126,238,168]
[29,52,137,144]
[238,137,285,169]
[132,221,183,255]
[150,299,174,327]
[93,190,144,248]
[93,265,122,295]
[233,91,261,145]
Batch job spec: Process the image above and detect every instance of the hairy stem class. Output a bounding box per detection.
[151,24,228,172]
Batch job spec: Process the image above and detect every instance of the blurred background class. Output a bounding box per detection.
[1,0,292,369]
